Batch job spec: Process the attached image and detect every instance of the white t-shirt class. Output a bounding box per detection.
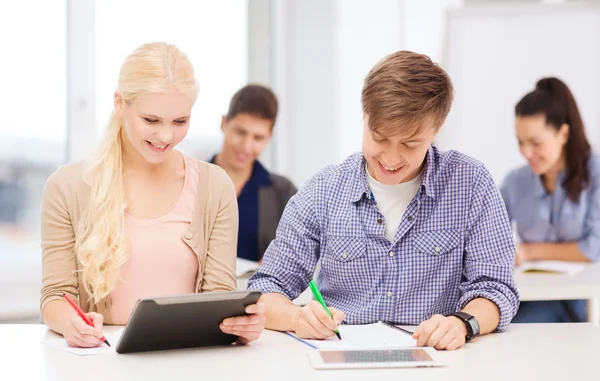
[366,164,423,242]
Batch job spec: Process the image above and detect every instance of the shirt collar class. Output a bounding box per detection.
[532,170,565,199]
[210,154,272,188]
[349,156,373,203]
[251,160,272,187]
[350,145,437,203]
[419,145,436,199]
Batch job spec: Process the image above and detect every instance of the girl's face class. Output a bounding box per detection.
[116,91,194,164]
[515,114,568,175]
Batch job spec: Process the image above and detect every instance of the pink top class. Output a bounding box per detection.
[110,154,200,325]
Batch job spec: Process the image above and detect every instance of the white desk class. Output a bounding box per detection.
[515,263,600,325]
[1,323,599,381]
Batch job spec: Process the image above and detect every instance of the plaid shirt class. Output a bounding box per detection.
[249,146,519,330]
[501,155,600,261]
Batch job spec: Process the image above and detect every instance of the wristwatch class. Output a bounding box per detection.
[447,312,480,341]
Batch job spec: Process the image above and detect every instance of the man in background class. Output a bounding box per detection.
[211,84,297,262]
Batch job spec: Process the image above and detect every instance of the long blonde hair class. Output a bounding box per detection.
[76,42,198,303]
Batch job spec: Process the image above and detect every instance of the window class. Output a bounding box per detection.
[94,0,248,159]
[0,1,67,320]
[0,0,248,322]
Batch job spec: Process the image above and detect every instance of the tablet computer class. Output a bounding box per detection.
[115,290,261,354]
[307,347,444,369]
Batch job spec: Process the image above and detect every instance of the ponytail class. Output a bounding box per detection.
[515,77,591,202]
[75,113,129,302]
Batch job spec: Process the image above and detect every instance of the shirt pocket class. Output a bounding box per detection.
[412,229,461,256]
[320,236,378,301]
[409,229,463,289]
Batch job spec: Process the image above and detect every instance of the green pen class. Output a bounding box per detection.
[308,279,342,340]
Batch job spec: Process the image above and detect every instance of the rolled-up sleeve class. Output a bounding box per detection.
[578,168,600,261]
[499,171,515,222]
[459,167,520,331]
[248,178,321,300]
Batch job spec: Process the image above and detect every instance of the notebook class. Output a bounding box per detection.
[286,322,417,350]
[516,260,585,276]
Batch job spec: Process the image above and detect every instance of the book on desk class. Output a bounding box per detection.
[516,260,585,276]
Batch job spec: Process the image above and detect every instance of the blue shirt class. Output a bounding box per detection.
[248,146,519,330]
[500,156,600,261]
[211,156,271,262]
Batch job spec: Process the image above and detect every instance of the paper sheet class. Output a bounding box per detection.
[289,322,417,350]
[516,260,585,276]
[236,258,260,277]
[42,329,124,356]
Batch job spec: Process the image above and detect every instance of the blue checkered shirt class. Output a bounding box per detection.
[248,146,520,330]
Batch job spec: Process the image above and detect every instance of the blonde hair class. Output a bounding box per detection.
[76,42,198,303]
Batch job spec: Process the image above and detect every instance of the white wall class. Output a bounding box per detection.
[404,0,465,63]
[336,0,405,162]
[269,0,338,186]
[268,0,464,187]
[437,2,600,184]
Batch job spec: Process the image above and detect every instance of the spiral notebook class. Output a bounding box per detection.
[286,321,417,350]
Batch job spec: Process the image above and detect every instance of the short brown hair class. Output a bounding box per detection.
[361,51,454,137]
[226,84,279,129]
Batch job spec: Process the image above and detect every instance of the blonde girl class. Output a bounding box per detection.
[40,42,265,347]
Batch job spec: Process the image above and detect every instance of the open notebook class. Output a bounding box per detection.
[516,260,585,276]
[286,322,417,350]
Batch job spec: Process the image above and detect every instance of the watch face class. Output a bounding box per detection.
[470,317,480,336]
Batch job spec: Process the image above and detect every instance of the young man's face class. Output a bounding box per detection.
[362,115,438,185]
[220,113,273,171]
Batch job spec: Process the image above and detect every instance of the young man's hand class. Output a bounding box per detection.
[412,314,467,350]
[293,301,345,339]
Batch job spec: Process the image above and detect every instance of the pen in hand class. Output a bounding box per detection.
[62,294,111,347]
[308,280,342,340]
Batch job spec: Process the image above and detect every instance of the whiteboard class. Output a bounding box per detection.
[437,3,600,184]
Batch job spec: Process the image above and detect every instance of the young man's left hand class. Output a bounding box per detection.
[412,314,467,350]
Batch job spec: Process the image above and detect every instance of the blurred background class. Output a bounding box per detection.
[1,0,597,322]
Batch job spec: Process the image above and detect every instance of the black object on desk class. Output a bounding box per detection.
[115,291,261,354]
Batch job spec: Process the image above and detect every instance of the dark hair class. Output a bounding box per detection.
[226,84,278,129]
[361,50,454,137]
[515,77,591,202]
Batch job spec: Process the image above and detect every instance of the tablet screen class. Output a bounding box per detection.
[319,348,434,364]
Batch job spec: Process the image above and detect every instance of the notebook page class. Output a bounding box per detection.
[42,328,124,356]
[294,322,417,350]
[516,260,585,276]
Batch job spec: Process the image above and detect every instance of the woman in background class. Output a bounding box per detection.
[501,77,600,323]
[40,42,265,347]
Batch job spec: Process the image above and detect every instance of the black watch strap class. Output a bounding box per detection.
[447,312,480,341]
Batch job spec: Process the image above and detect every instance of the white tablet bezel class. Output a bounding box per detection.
[307,347,444,369]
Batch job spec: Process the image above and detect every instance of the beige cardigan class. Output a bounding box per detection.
[40,158,238,324]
